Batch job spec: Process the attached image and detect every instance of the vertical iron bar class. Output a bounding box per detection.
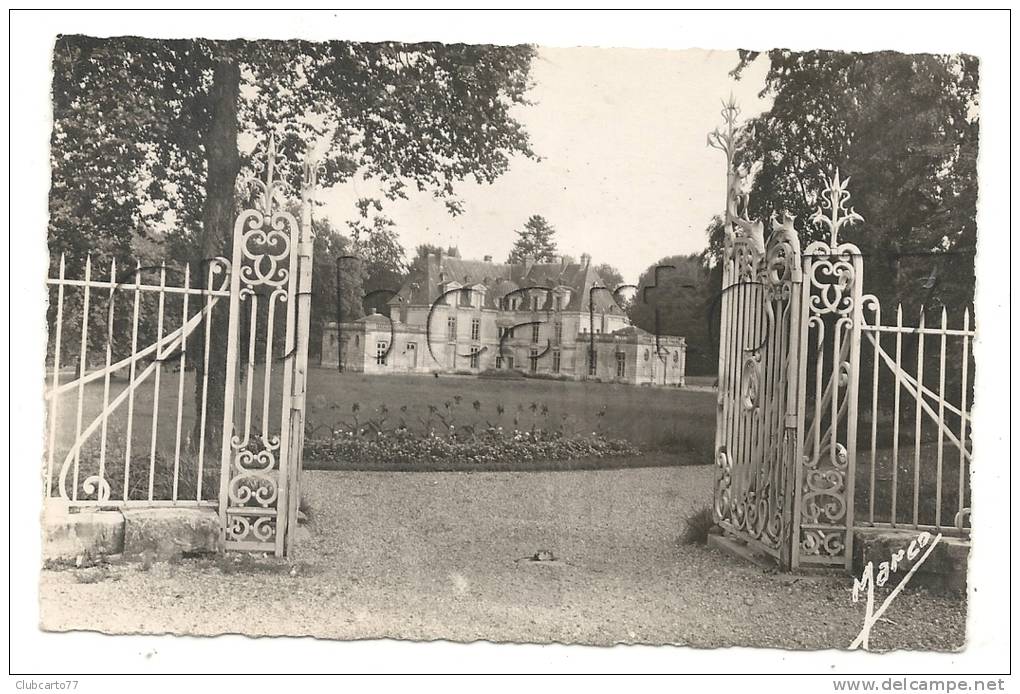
[958,309,970,525]
[869,306,881,526]
[220,223,245,547]
[262,290,277,439]
[935,307,947,529]
[891,305,902,527]
[123,261,141,501]
[843,253,863,569]
[197,262,215,501]
[790,252,813,569]
[172,263,191,501]
[46,254,66,497]
[912,308,925,528]
[275,225,300,557]
[98,258,117,489]
[72,254,92,501]
[148,261,167,501]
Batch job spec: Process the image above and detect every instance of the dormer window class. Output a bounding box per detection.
[552,286,572,311]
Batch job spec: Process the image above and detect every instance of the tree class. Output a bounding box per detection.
[50,36,538,441]
[728,49,978,316]
[628,254,715,375]
[408,243,459,267]
[593,262,625,291]
[308,218,366,363]
[507,214,557,263]
[346,204,407,316]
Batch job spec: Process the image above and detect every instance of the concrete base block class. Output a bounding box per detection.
[122,507,222,561]
[43,510,125,562]
[854,529,970,594]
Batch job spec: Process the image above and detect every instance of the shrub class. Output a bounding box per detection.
[478,368,525,380]
[520,371,572,382]
[298,494,312,522]
[679,505,715,545]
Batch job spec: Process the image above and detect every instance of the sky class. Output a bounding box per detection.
[317,47,772,285]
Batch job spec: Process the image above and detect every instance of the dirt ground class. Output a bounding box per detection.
[39,467,967,650]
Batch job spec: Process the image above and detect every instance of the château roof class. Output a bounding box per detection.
[390,253,622,313]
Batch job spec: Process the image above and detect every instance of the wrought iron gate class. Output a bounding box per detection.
[219,136,315,556]
[710,100,863,570]
[710,100,804,567]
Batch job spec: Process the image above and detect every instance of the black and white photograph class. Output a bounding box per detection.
[8,7,1013,685]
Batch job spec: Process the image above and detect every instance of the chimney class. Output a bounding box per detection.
[580,252,592,267]
[483,254,493,263]
[426,252,441,294]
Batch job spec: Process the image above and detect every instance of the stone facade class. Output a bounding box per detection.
[320,253,686,386]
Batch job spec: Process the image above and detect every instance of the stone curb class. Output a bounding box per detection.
[43,507,223,562]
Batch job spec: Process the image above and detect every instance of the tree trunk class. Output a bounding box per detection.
[192,58,241,455]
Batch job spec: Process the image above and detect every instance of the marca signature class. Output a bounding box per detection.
[849,531,943,650]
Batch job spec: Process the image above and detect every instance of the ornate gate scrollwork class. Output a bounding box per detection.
[792,171,864,569]
[219,135,314,556]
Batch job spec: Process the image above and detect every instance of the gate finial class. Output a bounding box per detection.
[707,94,740,165]
[811,169,863,247]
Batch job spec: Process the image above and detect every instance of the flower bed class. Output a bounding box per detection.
[304,426,639,470]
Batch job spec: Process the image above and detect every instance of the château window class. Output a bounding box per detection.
[531,324,540,343]
[616,352,626,378]
[376,342,388,365]
[470,347,480,369]
[471,318,480,341]
[552,350,561,373]
[447,316,457,341]
[529,349,538,372]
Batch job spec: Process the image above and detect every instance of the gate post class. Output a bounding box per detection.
[283,154,318,554]
[708,97,739,527]
[791,171,864,570]
[218,136,301,557]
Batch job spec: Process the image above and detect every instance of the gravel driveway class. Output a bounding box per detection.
[40,466,966,650]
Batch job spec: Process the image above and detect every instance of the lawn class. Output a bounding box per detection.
[304,368,717,454]
[45,366,718,500]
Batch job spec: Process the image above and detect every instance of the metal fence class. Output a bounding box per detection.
[44,254,231,509]
[45,136,316,558]
[855,303,973,535]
